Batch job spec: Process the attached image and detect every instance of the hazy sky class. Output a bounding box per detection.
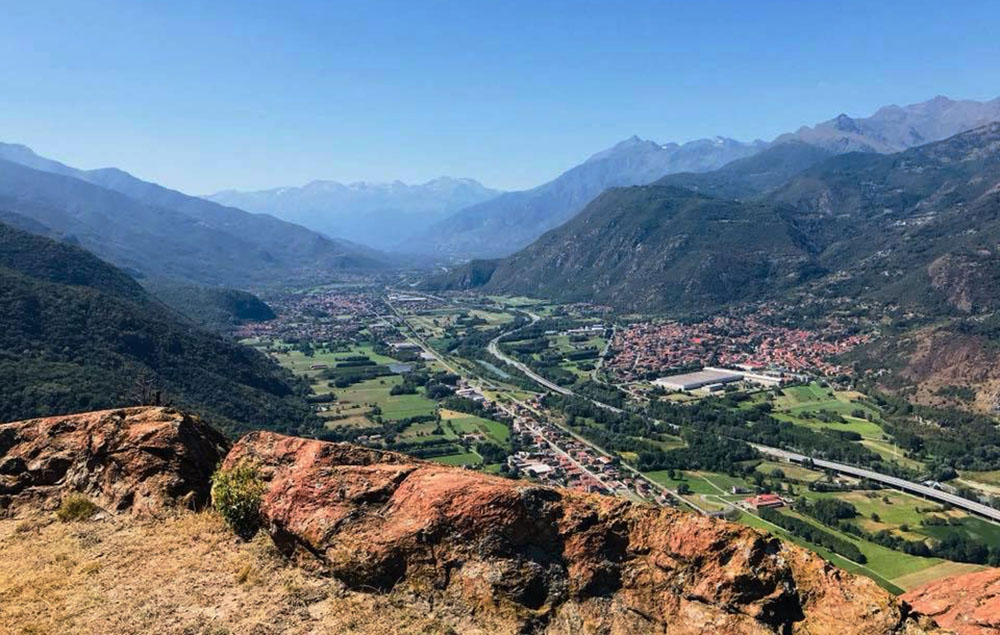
[2,0,999,194]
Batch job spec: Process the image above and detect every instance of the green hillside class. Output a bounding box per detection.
[430,123,1000,316]
[143,279,276,333]
[0,222,318,436]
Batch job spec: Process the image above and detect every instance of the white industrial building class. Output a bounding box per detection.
[654,367,745,391]
[654,366,787,391]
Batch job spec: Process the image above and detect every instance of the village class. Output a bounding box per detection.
[480,396,670,505]
[235,289,391,343]
[607,311,871,381]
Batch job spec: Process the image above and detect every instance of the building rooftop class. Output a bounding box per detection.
[654,367,744,390]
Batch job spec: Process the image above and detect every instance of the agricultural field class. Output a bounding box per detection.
[338,375,437,420]
[755,460,824,483]
[768,382,925,471]
[644,455,1000,594]
[396,409,512,468]
[260,342,439,426]
[398,304,517,346]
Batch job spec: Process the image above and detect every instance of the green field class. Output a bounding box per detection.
[755,460,822,483]
[769,382,924,470]
[440,409,510,445]
[644,469,751,496]
[430,452,483,466]
[310,374,438,424]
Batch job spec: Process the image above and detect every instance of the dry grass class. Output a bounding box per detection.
[892,560,986,591]
[0,512,474,635]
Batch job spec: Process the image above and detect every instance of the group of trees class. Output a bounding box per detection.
[758,507,867,563]
[646,397,918,480]
[792,497,858,526]
[790,494,1000,566]
[637,433,759,473]
[871,392,1000,472]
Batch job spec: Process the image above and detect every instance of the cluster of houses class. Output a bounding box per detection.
[607,313,870,382]
[504,405,671,506]
[236,290,387,343]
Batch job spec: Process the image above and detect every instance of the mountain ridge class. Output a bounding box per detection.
[409,134,767,258]
[0,221,320,435]
[428,121,1000,316]
[0,143,385,286]
[206,175,501,249]
[412,95,1000,259]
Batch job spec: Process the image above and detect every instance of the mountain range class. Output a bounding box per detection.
[409,135,767,258]
[775,94,1000,153]
[430,120,1000,316]
[414,95,1000,259]
[207,177,500,249]
[0,143,385,287]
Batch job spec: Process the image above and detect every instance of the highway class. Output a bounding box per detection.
[752,445,1000,523]
[488,320,1000,525]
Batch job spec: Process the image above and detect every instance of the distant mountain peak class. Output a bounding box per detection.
[833,113,860,133]
[204,175,501,250]
[775,94,1000,154]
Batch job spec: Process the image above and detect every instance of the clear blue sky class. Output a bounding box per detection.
[2,0,999,194]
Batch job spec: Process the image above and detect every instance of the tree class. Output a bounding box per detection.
[677,482,692,495]
[128,367,163,406]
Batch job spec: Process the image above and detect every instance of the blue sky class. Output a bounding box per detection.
[2,0,999,193]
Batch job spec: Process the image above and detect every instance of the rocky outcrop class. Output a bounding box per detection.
[903,567,1000,634]
[0,406,229,516]
[225,431,934,634]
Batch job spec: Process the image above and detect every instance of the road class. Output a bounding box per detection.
[487,320,707,513]
[384,296,463,377]
[487,318,1000,525]
[752,445,1000,523]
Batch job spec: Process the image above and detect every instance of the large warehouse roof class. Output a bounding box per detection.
[654,367,744,391]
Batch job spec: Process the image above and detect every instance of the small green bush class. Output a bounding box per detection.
[56,494,99,522]
[211,461,266,540]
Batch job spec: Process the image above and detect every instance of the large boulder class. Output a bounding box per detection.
[225,431,935,634]
[0,406,230,516]
[903,567,1000,634]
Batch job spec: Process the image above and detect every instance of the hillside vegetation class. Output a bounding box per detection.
[144,279,276,333]
[433,123,1000,316]
[0,222,318,436]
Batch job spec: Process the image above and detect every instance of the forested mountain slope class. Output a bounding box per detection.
[439,186,816,312]
[143,279,276,333]
[430,123,1000,315]
[0,222,318,436]
[411,135,765,258]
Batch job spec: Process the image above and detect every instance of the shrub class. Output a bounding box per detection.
[56,494,99,522]
[211,461,266,540]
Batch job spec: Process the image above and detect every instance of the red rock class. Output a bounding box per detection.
[0,406,229,516]
[226,431,936,634]
[903,567,1000,634]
